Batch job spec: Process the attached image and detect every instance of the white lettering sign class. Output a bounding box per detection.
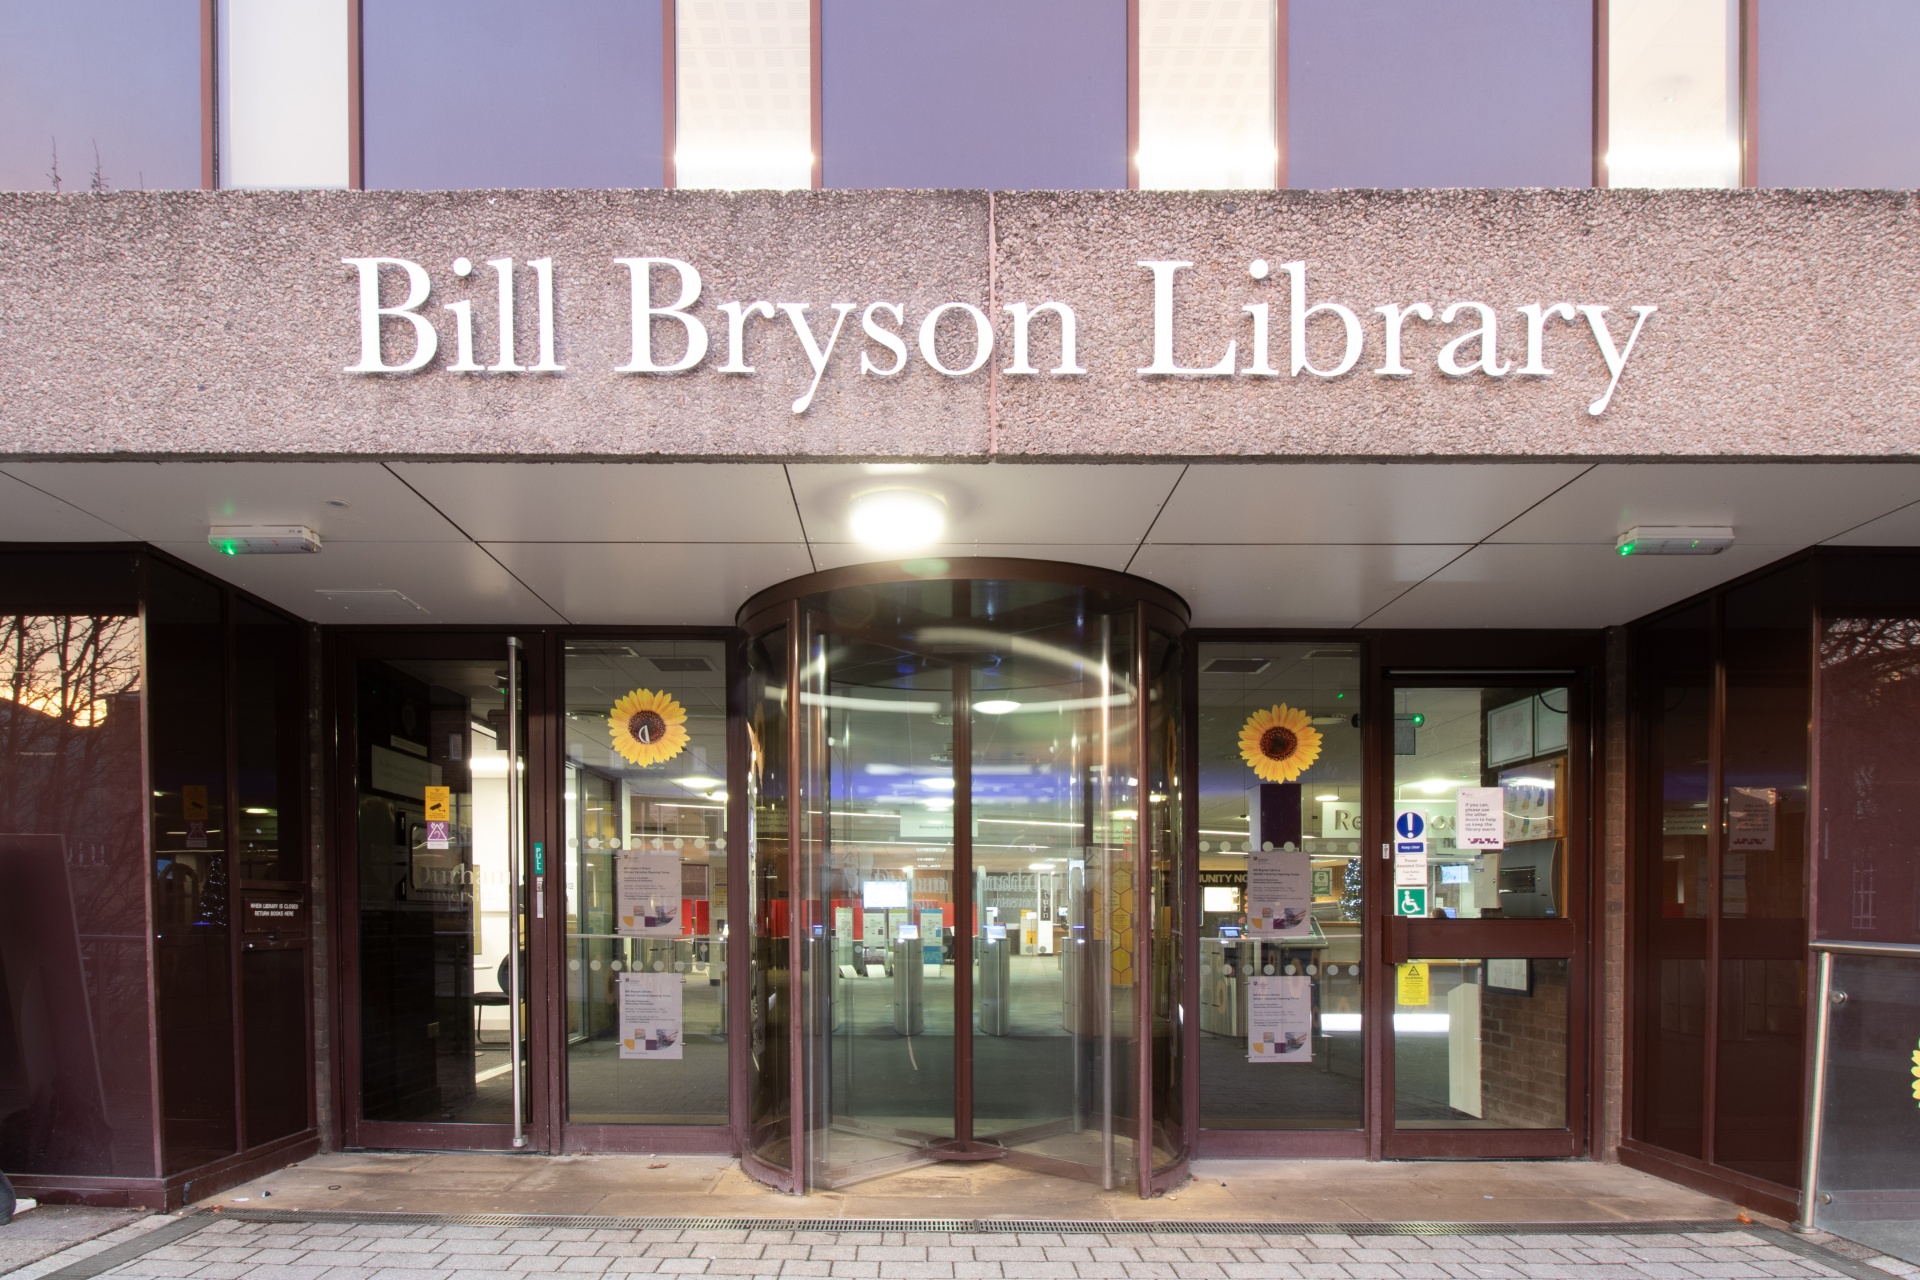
[344,254,1656,418]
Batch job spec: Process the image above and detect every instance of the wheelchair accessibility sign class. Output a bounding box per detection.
[1396,886,1429,917]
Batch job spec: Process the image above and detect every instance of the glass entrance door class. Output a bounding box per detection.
[744,567,1187,1195]
[1378,679,1586,1158]
[340,634,539,1150]
[795,619,1136,1189]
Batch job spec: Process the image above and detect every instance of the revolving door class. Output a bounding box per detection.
[737,561,1189,1194]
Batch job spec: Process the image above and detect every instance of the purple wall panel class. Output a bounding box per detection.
[1289,0,1591,190]
[0,0,201,192]
[822,0,1126,191]
[364,0,663,191]
[1758,0,1920,188]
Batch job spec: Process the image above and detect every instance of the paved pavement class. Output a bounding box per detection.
[0,1207,147,1274]
[201,1154,1739,1224]
[13,1214,1896,1280]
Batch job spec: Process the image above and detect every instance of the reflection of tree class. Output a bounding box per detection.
[0,613,143,839]
[0,613,149,1175]
[1820,618,1920,692]
[1820,615,1920,945]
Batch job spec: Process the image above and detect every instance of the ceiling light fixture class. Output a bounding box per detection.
[976,699,1021,715]
[1616,526,1734,556]
[849,488,946,552]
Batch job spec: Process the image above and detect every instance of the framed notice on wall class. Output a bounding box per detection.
[1486,958,1531,995]
[1486,700,1534,767]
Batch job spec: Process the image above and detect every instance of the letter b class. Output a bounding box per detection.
[616,257,708,373]
[344,257,437,373]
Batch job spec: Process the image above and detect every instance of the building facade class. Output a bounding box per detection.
[2,1,1919,1249]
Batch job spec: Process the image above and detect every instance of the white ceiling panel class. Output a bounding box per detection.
[3,462,466,543]
[484,542,815,625]
[1128,543,1470,627]
[809,544,1138,573]
[1364,542,1801,629]
[155,540,564,624]
[786,464,1184,546]
[1825,500,1920,546]
[0,472,132,540]
[1491,463,1920,545]
[1148,463,1589,545]
[390,463,807,543]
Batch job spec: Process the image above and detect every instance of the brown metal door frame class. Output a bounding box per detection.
[1371,648,1595,1161]
[329,628,552,1153]
[541,626,739,1155]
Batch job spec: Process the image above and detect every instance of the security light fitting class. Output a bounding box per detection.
[1615,526,1734,556]
[209,524,321,555]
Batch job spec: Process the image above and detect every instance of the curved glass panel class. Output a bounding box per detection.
[743,567,1186,1192]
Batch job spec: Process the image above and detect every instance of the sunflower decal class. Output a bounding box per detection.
[609,688,690,767]
[1239,704,1323,783]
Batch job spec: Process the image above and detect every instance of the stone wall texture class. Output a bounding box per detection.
[2,187,1918,459]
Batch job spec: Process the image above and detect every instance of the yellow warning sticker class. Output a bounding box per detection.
[1396,961,1430,1007]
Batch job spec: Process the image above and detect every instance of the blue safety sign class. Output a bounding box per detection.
[1394,809,1427,852]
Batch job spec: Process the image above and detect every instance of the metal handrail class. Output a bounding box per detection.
[1797,938,1920,1232]
[1809,939,1920,957]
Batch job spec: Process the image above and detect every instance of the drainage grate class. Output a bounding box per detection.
[215,1209,1760,1237]
[35,1214,213,1280]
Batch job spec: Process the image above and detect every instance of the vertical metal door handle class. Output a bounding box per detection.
[506,635,527,1148]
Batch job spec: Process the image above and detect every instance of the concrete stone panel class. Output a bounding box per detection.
[1,187,1916,459]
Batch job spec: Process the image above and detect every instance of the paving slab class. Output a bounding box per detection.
[198,1154,1739,1224]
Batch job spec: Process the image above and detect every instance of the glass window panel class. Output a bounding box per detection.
[149,561,236,1173]
[1714,563,1810,1186]
[1632,602,1710,1158]
[1607,0,1740,188]
[0,0,201,192]
[1289,0,1591,189]
[234,600,310,1147]
[1815,552,1920,947]
[363,0,665,191]
[561,638,729,1125]
[1146,631,1184,1169]
[1197,642,1364,1131]
[1393,687,1570,922]
[745,624,791,1170]
[1809,951,1920,1264]
[805,628,957,1185]
[965,603,1136,1179]
[1757,0,1920,189]
[820,0,1125,190]
[1394,957,1569,1129]
[0,551,154,1179]
[217,0,350,190]
[1137,0,1275,190]
[675,0,812,190]
[353,654,520,1125]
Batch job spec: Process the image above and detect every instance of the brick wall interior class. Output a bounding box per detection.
[1480,962,1570,1129]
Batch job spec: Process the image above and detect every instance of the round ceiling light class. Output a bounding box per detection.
[848,488,946,551]
[976,699,1022,715]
